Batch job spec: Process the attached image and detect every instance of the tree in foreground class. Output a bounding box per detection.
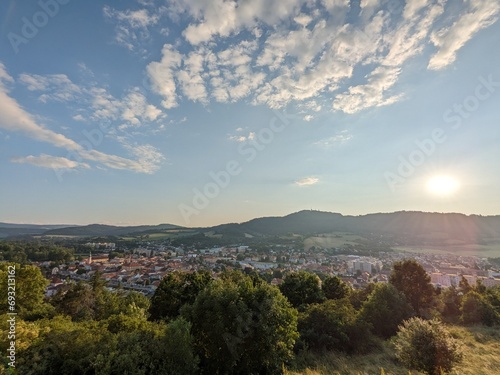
[183,273,298,374]
[359,283,414,338]
[322,275,350,300]
[390,260,434,315]
[279,271,324,308]
[149,270,212,321]
[0,263,51,319]
[298,298,373,354]
[393,317,463,375]
[460,290,499,326]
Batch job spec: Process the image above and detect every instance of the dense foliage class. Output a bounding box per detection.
[393,317,463,375]
[0,241,74,264]
[0,258,499,374]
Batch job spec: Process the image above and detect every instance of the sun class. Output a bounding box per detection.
[426,176,460,196]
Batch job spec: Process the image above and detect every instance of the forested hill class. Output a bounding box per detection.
[214,210,500,243]
[41,223,182,237]
[1,211,500,243]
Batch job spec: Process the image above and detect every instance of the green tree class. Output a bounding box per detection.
[460,290,499,326]
[439,286,462,323]
[389,260,434,315]
[298,298,372,354]
[183,273,298,374]
[103,317,197,375]
[17,316,116,374]
[394,317,463,375]
[0,263,50,319]
[349,283,376,310]
[359,283,414,338]
[458,276,472,294]
[160,317,199,375]
[322,275,350,300]
[52,281,97,321]
[279,271,324,308]
[149,270,212,321]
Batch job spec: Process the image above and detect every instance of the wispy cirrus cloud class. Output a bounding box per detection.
[103,5,160,52]
[428,0,500,70]
[314,130,352,148]
[11,154,90,170]
[1,63,165,175]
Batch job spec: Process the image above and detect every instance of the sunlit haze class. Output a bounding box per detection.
[426,175,460,196]
[0,0,499,227]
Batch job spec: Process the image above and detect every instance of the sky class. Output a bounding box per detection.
[0,0,499,227]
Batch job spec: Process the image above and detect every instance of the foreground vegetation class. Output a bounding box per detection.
[1,259,499,374]
[286,324,500,375]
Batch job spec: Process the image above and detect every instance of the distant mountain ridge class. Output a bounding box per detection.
[42,224,182,237]
[1,211,500,243]
[213,210,500,245]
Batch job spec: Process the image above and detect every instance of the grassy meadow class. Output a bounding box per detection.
[304,233,363,250]
[285,325,500,375]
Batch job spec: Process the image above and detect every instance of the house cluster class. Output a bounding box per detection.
[41,241,500,297]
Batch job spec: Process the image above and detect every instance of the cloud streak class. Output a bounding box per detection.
[11,154,90,170]
[0,63,165,175]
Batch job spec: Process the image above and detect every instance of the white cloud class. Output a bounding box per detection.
[145,0,498,114]
[403,0,428,20]
[0,87,81,150]
[333,66,403,113]
[228,131,255,142]
[0,63,14,84]
[177,50,208,103]
[19,73,82,103]
[0,63,166,174]
[178,0,307,45]
[428,0,500,70]
[103,6,160,51]
[11,154,90,170]
[333,1,445,113]
[314,130,352,147]
[80,147,164,174]
[120,88,163,125]
[146,44,182,109]
[295,177,319,186]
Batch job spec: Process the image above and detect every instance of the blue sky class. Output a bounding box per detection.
[0,0,499,227]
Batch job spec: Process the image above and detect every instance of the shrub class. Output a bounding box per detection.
[359,283,414,338]
[393,317,463,375]
[298,299,374,354]
[460,290,499,326]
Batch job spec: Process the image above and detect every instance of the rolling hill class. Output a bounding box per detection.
[1,211,500,247]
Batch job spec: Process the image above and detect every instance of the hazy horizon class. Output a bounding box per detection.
[2,208,500,228]
[1,1,499,227]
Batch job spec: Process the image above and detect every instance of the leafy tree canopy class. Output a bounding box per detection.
[389,260,434,315]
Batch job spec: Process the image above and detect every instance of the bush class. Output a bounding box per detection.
[298,299,374,354]
[393,317,463,375]
[460,290,499,326]
[359,283,414,338]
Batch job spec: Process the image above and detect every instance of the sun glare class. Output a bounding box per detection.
[426,176,460,196]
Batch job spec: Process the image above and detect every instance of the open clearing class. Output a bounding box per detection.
[304,232,363,250]
[395,243,500,258]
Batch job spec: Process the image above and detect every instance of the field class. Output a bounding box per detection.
[395,243,500,258]
[304,233,364,250]
[285,325,500,375]
[120,229,198,241]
